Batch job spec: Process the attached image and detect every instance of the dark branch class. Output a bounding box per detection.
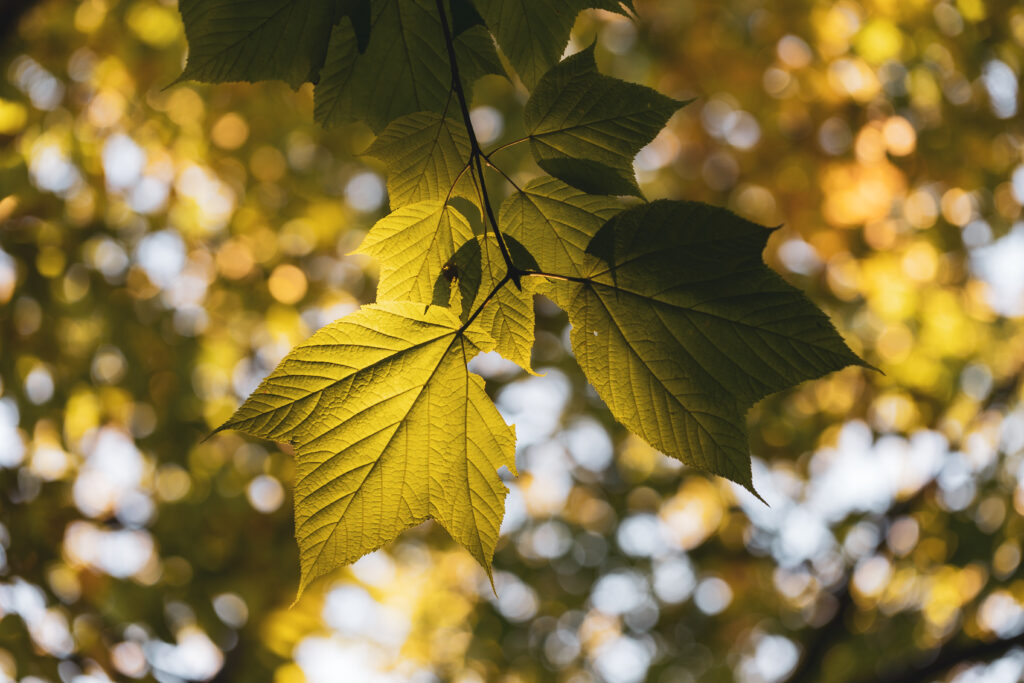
[458,273,512,334]
[434,0,521,287]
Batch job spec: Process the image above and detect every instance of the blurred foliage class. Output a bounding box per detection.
[0,1,1023,682]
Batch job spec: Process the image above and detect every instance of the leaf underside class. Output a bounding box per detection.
[356,200,475,303]
[366,111,475,209]
[219,302,515,594]
[440,234,540,374]
[499,176,624,278]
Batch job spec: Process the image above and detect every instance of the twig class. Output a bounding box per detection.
[521,270,592,285]
[435,0,521,286]
[458,274,512,334]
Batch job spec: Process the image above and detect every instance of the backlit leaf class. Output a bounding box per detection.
[524,45,689,196]
[356,200,474,303]
[543,201,867,490]
[471,0,626,88]
[439,235,539,373]
[315,0,503,132]
[500,176,623,278]
[176,0,368,88]
[219,302,515,594]
[366,111,474,209]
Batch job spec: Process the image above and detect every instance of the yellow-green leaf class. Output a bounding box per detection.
[366,111,474,209]
[356,200,474,303]
[500,176,623,278]
[440,235,539,373]
[545,201,867,491]
[219,302,516,595]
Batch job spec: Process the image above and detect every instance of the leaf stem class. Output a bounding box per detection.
[435,0,522,287]
[485,137,528,157]
[458,273,512,334]
[482,156,522,192]
[521,270,593,285]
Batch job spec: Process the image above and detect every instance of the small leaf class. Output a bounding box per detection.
[176,0,366,88]
[356,200,474,304]
[315,0,503,133]
[546,200,868,491]
[220,302,516,595]
[439,235,539,373]
[471,0,627,88]
[524,45,690,196]
[500,176,623,278]
[366,111,474,209]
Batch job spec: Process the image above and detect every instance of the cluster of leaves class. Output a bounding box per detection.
[179,0,864,595]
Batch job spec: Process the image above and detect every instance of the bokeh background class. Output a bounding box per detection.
[1,0,1024,681]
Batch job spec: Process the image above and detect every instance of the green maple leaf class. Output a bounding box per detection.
[366,111,475,209]
[219,302,515,595]
[500,176,624,278]
[543,200,868,491]
[355,200,474,303]
[470,0,628,88]
[438,235,539,373]
[314,0,503,132]
[524,45,690,196]
[176,0,369,88]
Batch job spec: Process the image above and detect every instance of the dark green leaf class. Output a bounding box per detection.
[176,0,369,88]
[314,0,503,133]
[524,45,689,196]
[544,200,868,491]
[471,0,626,88]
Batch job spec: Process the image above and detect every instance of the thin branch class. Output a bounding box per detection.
[434,0,521,286]
[458,274,512,334]
[521,270,593,285]
[444,162,473,204]
[482,156,522,193]
[485,137,529,158]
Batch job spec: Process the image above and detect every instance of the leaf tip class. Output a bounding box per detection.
[202,419,234,444]
[743,481,769,507]
[485,564,498,598]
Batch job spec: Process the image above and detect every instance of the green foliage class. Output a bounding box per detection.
[356,200,474,302]
[442,235,540,373]
[547,201,869,491]
[178,0,863,595]
[366,111,474,208]
[218,302,515,594]
[524,45,689,196]
[471,0,629,88]
[499,176,623,277]
[176,0,345,87]
[313,0,502,132]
